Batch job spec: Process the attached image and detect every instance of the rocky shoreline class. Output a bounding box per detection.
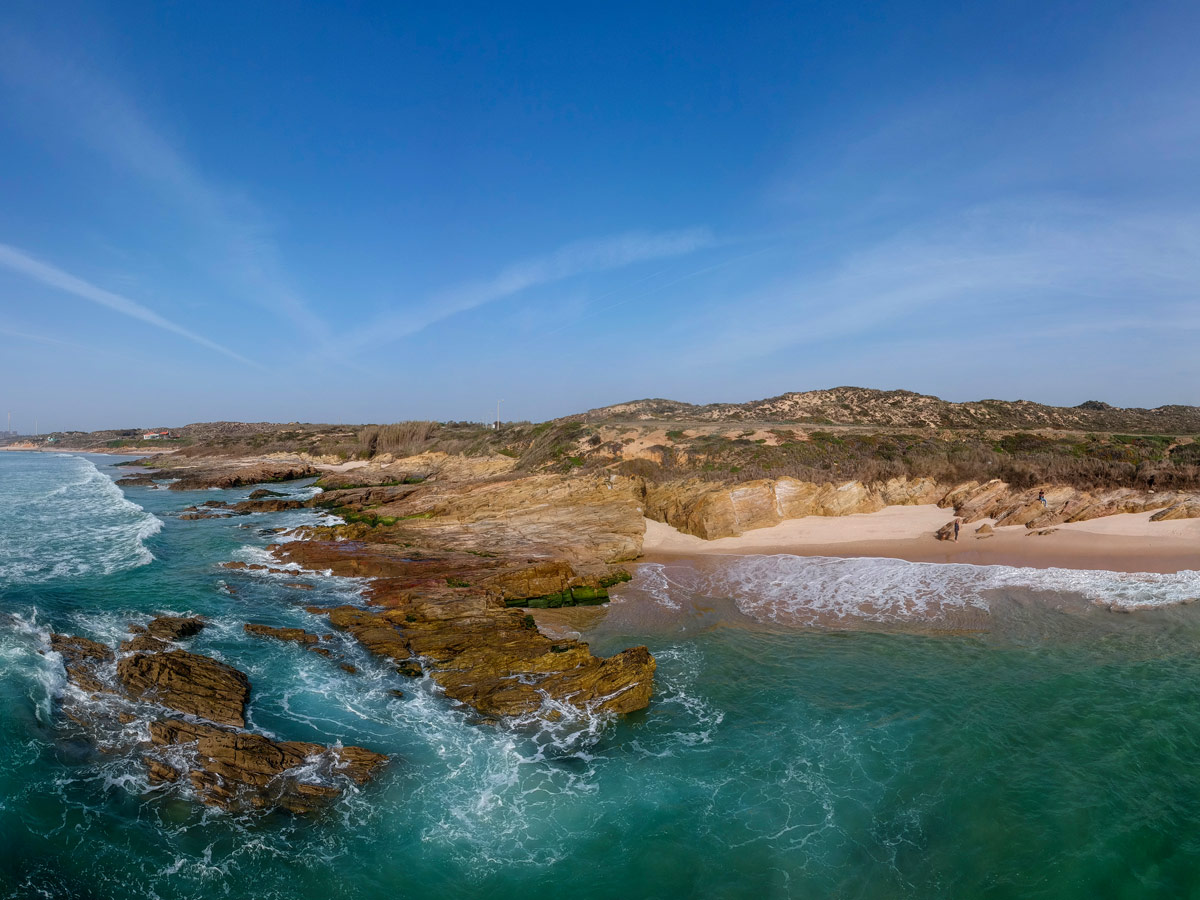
[52,446,1197,816]
[49,615,388,814]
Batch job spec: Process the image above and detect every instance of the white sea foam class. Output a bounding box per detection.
[709,555,1200,626]
[0,455,162,584]
[621,562,683,610]
[0,611,64,725]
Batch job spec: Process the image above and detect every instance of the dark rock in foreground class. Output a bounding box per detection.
[117,649,250,727]
[310,602,654,718]
[145,615,207,641]
[147,718,387,815]
[48,621,387,814]
[50,633,114,695]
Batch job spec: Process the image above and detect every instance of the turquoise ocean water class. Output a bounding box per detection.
[3,452,1200,899]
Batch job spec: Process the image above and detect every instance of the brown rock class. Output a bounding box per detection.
[167,462,319,491]
[1150,501,1200,521]
[243,623,319,645]
[645,475,944,539]
[322,606,415,664]
[117,650,250,727]
[230,498,307,514]
[147,718,387,814]
[50,633,114,694]
[120,634,170,653]
[145,615,207,641]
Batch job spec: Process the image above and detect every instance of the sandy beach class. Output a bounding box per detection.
[642,505,1200,574]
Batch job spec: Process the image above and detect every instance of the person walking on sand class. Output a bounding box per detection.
[953,519,960,542]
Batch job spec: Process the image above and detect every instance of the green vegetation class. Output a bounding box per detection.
[505,578,624,609]
[329,507,399,527]
[618,431,1200,492]
[445,577,471,588]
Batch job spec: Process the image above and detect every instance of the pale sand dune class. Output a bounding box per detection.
[642,506,1200,574]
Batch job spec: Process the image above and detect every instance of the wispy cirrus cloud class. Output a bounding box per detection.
[341,227,716,351]
[679,198,1200,368]
[0,35,326,340]
[0,243,259,366]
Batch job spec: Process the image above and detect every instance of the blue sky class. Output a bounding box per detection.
[1,1,1197,431]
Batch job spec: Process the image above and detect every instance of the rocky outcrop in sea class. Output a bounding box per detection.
[47,615,387,814]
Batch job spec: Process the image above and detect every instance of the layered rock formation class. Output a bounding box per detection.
[165,461,318,491]
[117,649,250,727]
[643,475,1200,540]
[47,615,387,813]
[314,468,644,571]
[247,458,660,719]
[644,476,944,539]
[147,719,386,815]
[938,480,1200,528]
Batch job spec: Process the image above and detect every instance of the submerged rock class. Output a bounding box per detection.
[243,623,319,645]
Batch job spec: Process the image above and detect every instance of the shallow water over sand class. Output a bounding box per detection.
[4,453,1200,898]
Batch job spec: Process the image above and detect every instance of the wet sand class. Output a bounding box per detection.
[642,506,1200,574]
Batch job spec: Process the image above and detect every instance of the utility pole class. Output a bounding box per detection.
[495,399,504,431]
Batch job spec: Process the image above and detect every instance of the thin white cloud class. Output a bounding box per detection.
[0,243,259,366]
[0,35,325,339]
[676,199,1200,367]
[342,227,715,350]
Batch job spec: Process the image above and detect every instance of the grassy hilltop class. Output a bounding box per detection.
[41,387,1200,493]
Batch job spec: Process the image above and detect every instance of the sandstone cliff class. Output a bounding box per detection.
[642,475,1200,539]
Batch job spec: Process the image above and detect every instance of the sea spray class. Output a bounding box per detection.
[621,555,1200,628]
[8,453,1200,898]
[0,454,162,584]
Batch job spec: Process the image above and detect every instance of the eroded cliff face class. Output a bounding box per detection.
[938,480,1200,528]
[642,475,1200,539]
[324,469,646,572]
[643,476,945,539]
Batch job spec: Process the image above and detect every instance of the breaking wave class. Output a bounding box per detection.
[0,455,162,584]
[708,555,1200,626]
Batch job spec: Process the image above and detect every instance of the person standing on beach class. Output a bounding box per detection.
[954,519,960,541]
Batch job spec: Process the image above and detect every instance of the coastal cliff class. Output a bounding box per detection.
[642,475,1200,539]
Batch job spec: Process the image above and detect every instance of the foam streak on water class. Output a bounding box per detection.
[8,452,1200,899]
[637,555,1200,627]
[0,454,162,584]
